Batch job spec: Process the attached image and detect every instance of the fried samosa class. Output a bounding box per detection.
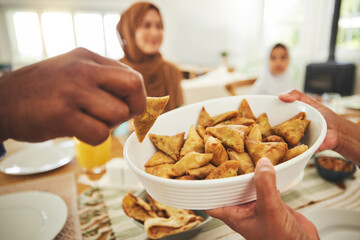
[227,149,254,174]
[248,124,262,142]
[172,152,213,177]
[180,125,204,157]
[205,160,240,179]
[145,151,176,168]
[187,163,216,179]
[133,96,169,143]
[256,113,273,138]
[238,99,256,120]
[218,116,255,126]
[210,110,239,126]
[271,112,310,147]
[206,125,249,153]
[149,133,185,160]
[245,137,288,165]
[205,136,228,166]
[197,107,212,128]
[281,144,308,163]
[145,164,174,179]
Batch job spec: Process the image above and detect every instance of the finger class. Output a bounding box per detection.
[63,111,110,146]
[206,201,256,220]
[279,90,322,108]
[75,88,131,127]
[254,157,283,213]
[88,64,147,117]
[284,204,320,238]
[72,47,131,69]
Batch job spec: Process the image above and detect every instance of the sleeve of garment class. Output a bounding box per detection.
[0,143,6,159]
[167,63,184,108]
[250,78,267,95]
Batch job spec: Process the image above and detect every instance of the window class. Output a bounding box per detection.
[41,12,75,57]
[263,0,304,48]
[13,12,43,60]
[8,10,123,64]
[337,0,360,50]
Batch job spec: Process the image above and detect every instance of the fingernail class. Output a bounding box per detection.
[256,157,273,170]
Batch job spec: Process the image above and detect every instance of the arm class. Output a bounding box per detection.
[206,157,319,240]
[0,48,146,146]
[279,90,360,165]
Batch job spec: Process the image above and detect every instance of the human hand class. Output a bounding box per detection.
[279,89,340,152]
[0,48,146,145]
[206,157,319,240]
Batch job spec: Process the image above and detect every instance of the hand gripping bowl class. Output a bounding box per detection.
[124,95,327,210]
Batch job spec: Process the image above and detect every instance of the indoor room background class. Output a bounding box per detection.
[0,0,359,95]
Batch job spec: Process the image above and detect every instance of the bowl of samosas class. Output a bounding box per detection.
[122,190,211,239]
[124,95,327,209]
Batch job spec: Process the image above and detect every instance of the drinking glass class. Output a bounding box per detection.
[74,135,112,174]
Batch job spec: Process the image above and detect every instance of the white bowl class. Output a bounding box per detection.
[124,95,327,210]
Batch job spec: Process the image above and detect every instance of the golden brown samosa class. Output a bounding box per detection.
[218,116,255,126]
[245,137,288,165]
[205,160,240,179]
[180,125,204,157]
[145,151,176,168]
[145,164,174,179]
[133,96,169,143]
[210,111,239,126]
[205,136,228,166]
[197,107,212,128]
[263,135,286,143]
[149,133,185,160]
[196,125,211,142]
[256,113,273,138]
[227,149,254,174]
[248,124,262,142]
[172,152,213,177]
[281,144,308,163]
[187,164,216,179]
[271,112,311,147]
[238,99,256,120]
[206,125,249,153]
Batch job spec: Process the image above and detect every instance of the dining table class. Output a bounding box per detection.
[0,99,359,240]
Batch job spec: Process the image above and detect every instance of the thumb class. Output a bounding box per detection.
[254,157,283,213]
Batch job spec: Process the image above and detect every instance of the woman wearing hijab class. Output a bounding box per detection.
[251,43,297,95]
[116,2,183,112]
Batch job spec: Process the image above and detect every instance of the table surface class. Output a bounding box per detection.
[0,104,359,240]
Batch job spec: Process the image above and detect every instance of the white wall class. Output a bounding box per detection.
[0,0,359,93]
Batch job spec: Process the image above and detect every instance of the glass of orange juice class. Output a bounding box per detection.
[74,135,112,174]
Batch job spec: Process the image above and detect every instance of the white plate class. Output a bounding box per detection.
[0,191,68,240]
[304,209,360,240]
[0,141,74,175]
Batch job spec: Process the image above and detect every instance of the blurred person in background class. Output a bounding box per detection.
[251,43,297,95]
[117,1,183,112]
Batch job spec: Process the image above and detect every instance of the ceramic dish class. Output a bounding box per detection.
[124,95,327,209]
[0,141,74,175]
[0,191,68,240]
[314,154,356,182]
[304,209,360,240]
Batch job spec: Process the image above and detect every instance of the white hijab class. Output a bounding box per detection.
[251,43,296,95]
